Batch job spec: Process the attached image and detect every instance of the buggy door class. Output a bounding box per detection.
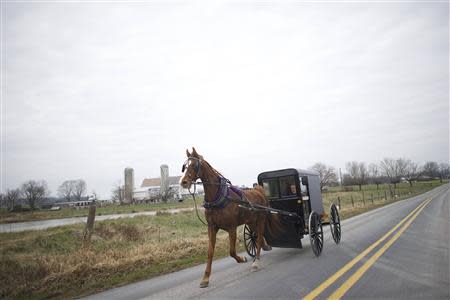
[300,176,312,224]
[260,175,304,248]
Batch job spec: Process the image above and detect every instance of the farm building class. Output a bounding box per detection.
[132,165,203,203]
[134,176,183,202]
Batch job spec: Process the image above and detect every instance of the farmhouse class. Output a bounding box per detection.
[133,176,186,202]
[127,165,204,203]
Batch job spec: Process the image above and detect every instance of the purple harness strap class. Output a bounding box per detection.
[228,185,244,199]
[203,177,245,210]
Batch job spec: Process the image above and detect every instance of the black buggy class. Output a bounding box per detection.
[243,168,341,257]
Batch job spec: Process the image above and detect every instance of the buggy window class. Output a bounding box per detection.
[279,176,297,197]
[262,179,279,199]
[300,176,310,200]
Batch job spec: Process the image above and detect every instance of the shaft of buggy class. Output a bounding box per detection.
[230,198,299,218]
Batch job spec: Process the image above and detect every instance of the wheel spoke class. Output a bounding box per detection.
[244,225,257,257]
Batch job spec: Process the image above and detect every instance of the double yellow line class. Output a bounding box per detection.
[304,196,433,300]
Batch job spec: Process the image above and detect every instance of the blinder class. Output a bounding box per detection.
[181,157,201,178]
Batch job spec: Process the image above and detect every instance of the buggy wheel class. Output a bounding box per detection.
[329,203,341,244]
[309,211,323,257]
[243,224,257,258]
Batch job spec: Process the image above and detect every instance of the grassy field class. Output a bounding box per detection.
[0,210,242,299]
[0,180,447,299]
[0,198,197,224]
[321,180,446,219]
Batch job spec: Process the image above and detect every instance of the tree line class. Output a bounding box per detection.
[309,159,450,191]
[0,179,87,212]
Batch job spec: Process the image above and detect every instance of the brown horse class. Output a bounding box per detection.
[180,147,270,288]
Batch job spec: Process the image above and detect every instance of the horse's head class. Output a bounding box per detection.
[180,147,203,189]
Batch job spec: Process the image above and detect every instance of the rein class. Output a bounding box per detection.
[188,182,208,226]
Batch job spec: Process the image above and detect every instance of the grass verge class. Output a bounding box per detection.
[0,210,244,299]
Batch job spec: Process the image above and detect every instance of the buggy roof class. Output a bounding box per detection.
[257,168,319,180]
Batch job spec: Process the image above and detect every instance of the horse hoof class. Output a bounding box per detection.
[262,245,272,251]
[251,260,260,271]
[200,281,209,288]
[242,256,248,263]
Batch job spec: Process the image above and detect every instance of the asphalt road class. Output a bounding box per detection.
[84,185,449,300]
[0,208,194,233]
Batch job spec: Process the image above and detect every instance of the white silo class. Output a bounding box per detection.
[124,167,134,204]
[160,164,169,200]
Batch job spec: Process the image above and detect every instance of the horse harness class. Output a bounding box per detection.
[182,157,253,213]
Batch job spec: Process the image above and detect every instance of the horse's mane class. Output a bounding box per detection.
[201,157,228,182]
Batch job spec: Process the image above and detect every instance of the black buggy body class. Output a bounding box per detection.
[243,168,341,257]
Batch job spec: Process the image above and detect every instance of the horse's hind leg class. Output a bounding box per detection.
[200,225,218,288]
[251,220,265,270]
[228,227,247,263]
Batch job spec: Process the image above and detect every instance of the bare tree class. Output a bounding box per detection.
[342,174,357,187]
[309,162,338,191]
[404,160,420,186]
[73,179,87,201]
[396,158,409,179]
[380,158,395,180]
[5,189,21,211]
[368,163,384,189]
[345,161,367,190]
[21,180,49,210]
[380,158,401,188]
[58,180,75,202]
[422,161,439,178]
[111,181,124,204]
[438,162,450,183]
[358,163,368,190]
[0,193,4,209]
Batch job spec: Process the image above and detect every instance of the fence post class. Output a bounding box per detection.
[83,204,96,245]
[384,190,387,201]
[362,191,366,207]
[158,226,161,243]
[351,195,354,207]
[371,193,374,205]
[338,196,341,209]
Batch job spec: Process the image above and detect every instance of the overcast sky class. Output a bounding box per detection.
[2,1,449,198]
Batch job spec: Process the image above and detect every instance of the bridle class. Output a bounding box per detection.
[181,156,231,186]
[181,156,202,182]
[181,156,212,225]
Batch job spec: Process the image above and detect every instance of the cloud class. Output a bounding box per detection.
[2,2,448,197]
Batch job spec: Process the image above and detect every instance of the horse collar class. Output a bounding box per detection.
[203,178,245,210]
[203,177,230,210]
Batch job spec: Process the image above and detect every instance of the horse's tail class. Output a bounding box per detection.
[253,185,265,195]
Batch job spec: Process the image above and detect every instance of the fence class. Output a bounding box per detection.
[324,182,440,211]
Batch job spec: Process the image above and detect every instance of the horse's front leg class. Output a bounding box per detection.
[251,220,265,270]
[228,227,247,263]
[200,225,218,288]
